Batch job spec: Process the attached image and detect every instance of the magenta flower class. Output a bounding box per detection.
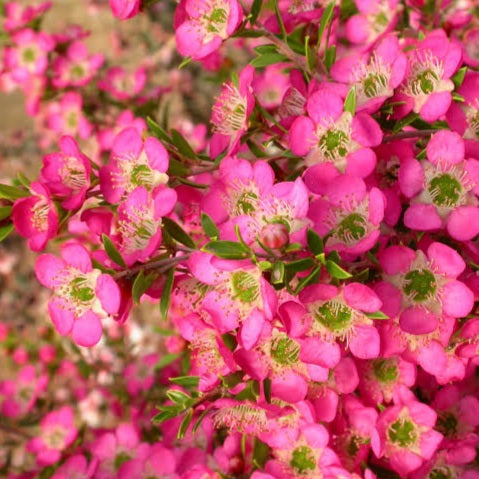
[378,242,474,335]
[116,186,176,265]
[399,130,479,240]
[51,454,98,479]
[289,89,383,178]
[308,175,385,256]
[100,127,171,204]
[372,400,443,476]
[35,242,121,347]
[52,41,104,89]
[109,0,140,20]
[27,406,78,466]
[331,35,407,113]
[3,2,52,32]
[12,181,59,252]
[118,444,177,479]
[174,0,242,60]
[40,135,91,210]
[210,65,255,157]
[395,29,462,122]
[3,28,54,83]
[98,66,146,101]
[463,27,479,68]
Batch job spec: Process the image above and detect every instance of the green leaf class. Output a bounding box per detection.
[251,53,289,68]
[170,376,200,388]
[147,117,171,143]
[307,228,324,255]
[0,206,12,221]
[177,408,193,439]
[192,407,211,433]
[162,217,195,249]
[166,389,191,404]
[452,66,467,89]
[392,112,418,134]
[317,2,335,48]
[452,92,465,103]
[305,36,315,71]
[366,311,389,320]
[263,378,271,403]
[285,258,315,273]
[294,265,321,294]
[222,333,237,351]
[253,44,278,54]
[250,0,263,24]
[201,212,219,240]
[324,45,336,70]
[155,353,180,371]
[131,270,156,305]
[202,240,249,260]
[221,371,244,388]
[0,223,14,242]
[326,260,352,279]
[233,29,264,38]
[152,407,182,424]
[274,0,287,40]
[235,380,260,401]
[344,86,356,115]
[179,56,192,69]
[253,438,270,468]
[271,261,285,285]
[168,158,189,177]
[0,184,30,201]
[160,267,176,322]
[171,129,197,160]
[17,172,31,188]
[101,234,126,268]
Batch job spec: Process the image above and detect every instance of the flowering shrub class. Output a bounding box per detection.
[1,0,479,478]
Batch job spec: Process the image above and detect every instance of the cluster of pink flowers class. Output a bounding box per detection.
[1,0,479,478]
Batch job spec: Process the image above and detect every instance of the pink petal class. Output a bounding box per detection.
[404,203,442,231]
[398,157,424,198]
[299,337,340,368]
[145,137,169,172]
[239,309,264,350]
[71,311,102,347]
[61,243,92,272]
[399,307,439,335]
[427,242,465,277]
[427,130,464,166]
[343,283,382,312]
[35,254,65,288]
[96,274,121,315]
[442,280,474,318]
[48,299,74,335]
[352,113,383,147]
[289,116,315,156]
[447,206,479,241]
[349,325,380,359]
[420,91,452,122]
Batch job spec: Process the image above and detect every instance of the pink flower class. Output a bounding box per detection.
[174,0,242,60]
[35,242,121,346]
[394,29,462,122]
[399,130,479,240]
[52,41,104,89]
[308,175,385,256]
[372,400,443,476]
[210,65,255,157]
[27,406,78,466]
[98,66,146,101]
[331,35,407,113]
[289,89,382,178]
[462,27,479,68]
[378,242,474,335]
[3,28,54,83]
[0,365,47,418]
[100,127,171,204]
[40,135,91,210]
[3,2,52,32]
[12,181,59,252]
[46,91,92,139]
[51,454,97,479]
[118,444,177,479]
[109,0,141,20]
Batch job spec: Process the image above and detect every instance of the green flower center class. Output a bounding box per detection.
[70,64,85,80]
[414,69,440,94]
[314,302,352,332]
[235,191,258,215]
[270,336,300,365]
[69,277,95,303]
[207,8,228,33]
[363,73,388,98]
[336,213,367,243]
[429,466,453,479]
[319,129,349,159]
[436,412,458,437]
[428,174,462,207]
[290,446,316,474]
[130,164,153,187]
[22,47,36,63]
[403,269,437,302]
[372,358,399,383]
[114,452,131,469]
[231,271,259,304]
[388,418,417,447]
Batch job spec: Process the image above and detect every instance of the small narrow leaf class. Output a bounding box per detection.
[0,206,12,221]
[285,258,315,273]
[273,0,287,40]
[294,266,321,294]
[0,184,30,201]
[250,0,263,24]
[324,45,336,70]
[202,240,249,260]
[252,439,270,468]
[366,311,389,320]
[162,217,195,249]
[155,352,180,370]
[263,378,271,403]
[171,129,197,160]
[177,408,193,439]
[305,35,315,71]
[452,92,465,103]
[452,66,467,89]
[178,56,192,69]
[166,389,191,404]
[344,86,356,115]
[201,212,219,239]
[160,267,176,322]
[0,223,13,241]
[307,229,324,255]
[101,234,126,268]
[251,53,289,68]
[326,260,352,279]
[271,262,285,285]
[147,117,171,143]
[170,376,200,388]
[317,2,335,48]
[192,407,211,433]
[131,270,156,305]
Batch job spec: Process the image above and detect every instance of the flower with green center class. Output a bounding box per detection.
[403,268,437,303]
[388,418,418,447]
[372,358,399,384]
[290,446,317,474]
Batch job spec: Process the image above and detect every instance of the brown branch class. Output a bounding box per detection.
[383,129,437,143]
[114,252,192,279]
